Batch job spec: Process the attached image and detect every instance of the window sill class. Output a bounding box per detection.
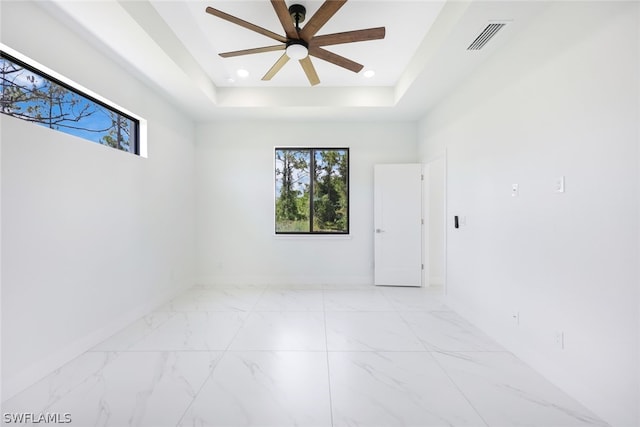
[273,234,352,240]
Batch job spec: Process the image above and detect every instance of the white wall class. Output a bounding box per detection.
[1,1,196,400]
[418,2,639,426]
[196,121,417,286]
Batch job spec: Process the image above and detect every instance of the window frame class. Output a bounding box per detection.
[0,48,141,155]
[274,147,350,236]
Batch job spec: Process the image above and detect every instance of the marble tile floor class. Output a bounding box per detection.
[2,284,609,427]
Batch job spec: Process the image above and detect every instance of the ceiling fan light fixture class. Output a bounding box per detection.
[286,40,308,60]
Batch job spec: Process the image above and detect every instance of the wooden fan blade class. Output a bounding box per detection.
[220,45,285,58]
[309,46,363,73]
[311,27,385,47]
[262,53,291,81]
[299,0,347,41]
[271,0,298,39]
[206,7,287,43]
[300,56,320,86]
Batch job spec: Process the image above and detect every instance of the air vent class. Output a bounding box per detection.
[467,23,507,50]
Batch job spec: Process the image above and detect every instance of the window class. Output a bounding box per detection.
[0,50,139,154]
[275,148,349,234]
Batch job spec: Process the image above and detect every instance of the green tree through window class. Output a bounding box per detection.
[275,148,349,234]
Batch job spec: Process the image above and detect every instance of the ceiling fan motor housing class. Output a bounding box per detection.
[289,4,306,26]
[286,38,309,49]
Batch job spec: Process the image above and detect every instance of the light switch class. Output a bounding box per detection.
[512,184,519,197]
[555,176,565,193]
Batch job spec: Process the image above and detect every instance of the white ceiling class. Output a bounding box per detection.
[151,1,445,88]
[42,0,548,122]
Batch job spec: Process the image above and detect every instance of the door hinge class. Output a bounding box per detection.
[421,174,424,181]
[421,264,424,270]
[421,218,424,225]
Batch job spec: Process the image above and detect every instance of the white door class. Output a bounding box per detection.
[374,164,423,287]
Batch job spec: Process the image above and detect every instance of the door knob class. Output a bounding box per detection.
[375,229,385,233]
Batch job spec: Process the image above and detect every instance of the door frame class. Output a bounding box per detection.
[422,150,448,294]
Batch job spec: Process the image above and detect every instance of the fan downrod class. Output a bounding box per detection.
[288,4,306,28]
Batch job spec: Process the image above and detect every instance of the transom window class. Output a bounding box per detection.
[1,50,139,154]
[275,148,349,234]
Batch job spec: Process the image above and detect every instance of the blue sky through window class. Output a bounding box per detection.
[1,53,137,153]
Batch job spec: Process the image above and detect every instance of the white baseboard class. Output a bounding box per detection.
[196,275,373,287]
[1,284,190,403]
[443,294,629,427]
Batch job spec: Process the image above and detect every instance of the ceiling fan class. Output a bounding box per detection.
[205,0,385,86]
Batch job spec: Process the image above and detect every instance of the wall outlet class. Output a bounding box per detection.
[555,176,565,193]
[554,331,565,349]
[512,183,519,197]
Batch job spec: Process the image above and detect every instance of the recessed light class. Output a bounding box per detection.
[236,68,249,78]
[363,70,375,78]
